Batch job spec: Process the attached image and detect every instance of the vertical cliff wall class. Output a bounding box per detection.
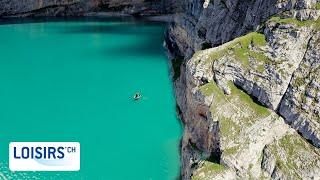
[167,0,320,179]
[167,0,320,58]
[0,0,182,17]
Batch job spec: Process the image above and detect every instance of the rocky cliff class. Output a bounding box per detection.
[167,0,320,179]
[167,0,320,58]
[0,0,180,17]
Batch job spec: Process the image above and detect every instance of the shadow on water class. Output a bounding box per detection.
[57,22,164,35]
[0,16,167,57]
[0,16,165,26]
[101,36,165,58]
[54,20,166,57]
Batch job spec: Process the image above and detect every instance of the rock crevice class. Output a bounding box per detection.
[168,0,320,179]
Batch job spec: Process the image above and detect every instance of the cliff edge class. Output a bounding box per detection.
[167,0,320,179]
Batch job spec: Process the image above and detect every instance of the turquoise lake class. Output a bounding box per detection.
[0,18,182,180]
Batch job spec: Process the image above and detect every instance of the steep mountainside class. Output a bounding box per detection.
[167,0,320,58]
[0,0,180,17]
[167,0,320,179]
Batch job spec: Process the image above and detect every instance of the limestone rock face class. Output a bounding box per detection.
[262,134,320,179]
[170,0,320,179]
[168,0,320,58]
[0,0,180,17]
[178,42,320,178]
[0,0,87,17]
[177,60,220,179]
[212,22,313,110]
[279,32,320,147]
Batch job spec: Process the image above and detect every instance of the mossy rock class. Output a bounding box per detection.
[192,161,227,180]
[267,134,320,178]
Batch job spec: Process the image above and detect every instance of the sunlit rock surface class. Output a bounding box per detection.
[170,0,320,179]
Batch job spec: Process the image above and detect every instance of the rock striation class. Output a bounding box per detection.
[0,0,181,17]
[279,32,320,147]
[168,0,320,179]
[167,0,320,58]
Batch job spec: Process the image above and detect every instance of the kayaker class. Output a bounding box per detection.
[133,92,142,100]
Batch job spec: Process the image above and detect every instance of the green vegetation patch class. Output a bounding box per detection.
[268,16,316,27]
[199,81,224,97]
[223,145,241,155]
[268,134,320,178]
[198,81,271,157]
[219,117,241,140]
[192,161,226,180]
[200,80,271,127]
[316,2,320,10]
[228,82,270,117]
[197,15,320,75]
[267,15,320,32]
[204,32,270,73]
[292,76,305,88]
[209,32,266,60]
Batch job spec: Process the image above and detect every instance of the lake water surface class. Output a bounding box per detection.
[0,18,182,180]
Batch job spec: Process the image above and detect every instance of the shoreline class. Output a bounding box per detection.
[85,12,175,22]
[0,12,175,23]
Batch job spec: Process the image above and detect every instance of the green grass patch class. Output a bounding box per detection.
[292,77,305,88]
[249,51,271,64]
[315,2,320,10]
[223,145,240,155]
[200,81,271,135]
[199,81,271,157]
[267,134,318,178]
[228,82,270,117]
[192,161,226,180]
[268,16,316,27]
[219,117,241,139]
[234,46,250,67]
[204,32,268,72]
[251,32,267,46]
[315,17,320,30]
[199,81,224,97]
[257,65,265,73]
